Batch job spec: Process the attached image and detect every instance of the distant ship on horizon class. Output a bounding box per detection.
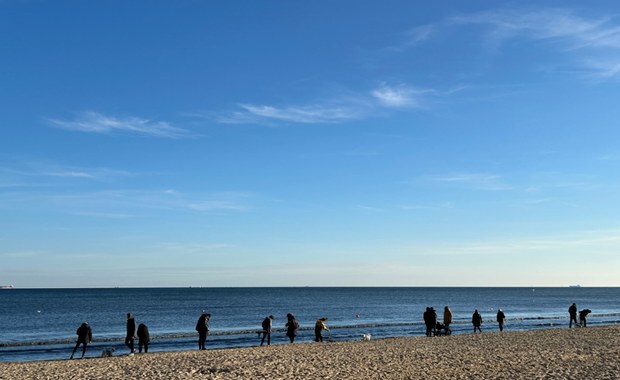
[1,284,14,289]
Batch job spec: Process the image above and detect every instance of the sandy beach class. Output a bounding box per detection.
[1,325,618,379]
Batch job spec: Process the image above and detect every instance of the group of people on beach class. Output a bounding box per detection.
[422,303,589,337]
[70,302,591,359]
[248,314,330,347]
[568,303,591,328]
[70,313,150,359]
[422,306,505,336]
[69,311,325,359]
[199,312,330,349]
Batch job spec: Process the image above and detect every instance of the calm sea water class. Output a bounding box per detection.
[1,287,619,362]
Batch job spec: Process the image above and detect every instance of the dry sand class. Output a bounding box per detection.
[1,325,618,379]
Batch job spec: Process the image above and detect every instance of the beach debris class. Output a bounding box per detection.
[190,366,232,375]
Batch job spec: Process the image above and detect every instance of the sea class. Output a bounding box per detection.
[1,287,619,362]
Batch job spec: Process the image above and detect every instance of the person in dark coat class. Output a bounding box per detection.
[423,307,437,337]
[195,312,210,350]
[125,313,136,355]
[137,323,150,353]
[430,307,438,336]
[579,309,591,327]
[285,313,299,343]
[472,309,483,333]
[260,315,274,346]
[568,303,578,328]
[496,309,506,332]
[70,322,92,359]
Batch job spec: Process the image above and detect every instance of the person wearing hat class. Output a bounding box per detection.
[195,311,211,350]
[260,315,274,346]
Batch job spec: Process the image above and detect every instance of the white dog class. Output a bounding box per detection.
[361,334,371,341]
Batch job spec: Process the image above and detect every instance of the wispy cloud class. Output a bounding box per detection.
[0,189,255,216]
[220,103,365,124]
[155,242,236,254]
[371,84,431,108]
[354,205,385,213]
[428,228,620,257]
[48,111,190,138]
[1,162,133,186]
[428,173,513,191]
[385,25,435,52]
[450,8,620,80]
[215,83,441,126]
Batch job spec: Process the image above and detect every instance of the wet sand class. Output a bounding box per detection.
[1,325,618,379]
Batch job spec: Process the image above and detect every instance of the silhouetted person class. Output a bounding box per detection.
[579,309,591,327]
[423,307,437,336]
[496,309,506,332]
[472,309,482,333]
[137,323,150,353]
[70,322,92,359]
[195,312,210,350]
[260,315,274,346]
[125,313,136,355]
[568,303,578,328]
[285,313,299,343]
[314,317,329,342]
[423,307,432,337]
[443,306,453,332]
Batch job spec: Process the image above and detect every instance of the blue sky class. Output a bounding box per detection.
[1,1,619,287]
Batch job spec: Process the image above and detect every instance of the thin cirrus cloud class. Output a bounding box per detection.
[218,84,429,125]
[385,25,435,52]
[449,8,620,79]
[48,111,190,138]
[1,163,133,186]
[217,101,369,125]
[371,84,432,108]
[0,189,254,216]
[428,173,513,191]
[236,103,364,124]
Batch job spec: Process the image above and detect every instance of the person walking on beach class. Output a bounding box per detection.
[472,309,482,333]
[137,322,150,353]
[195,311,210,350]
[260,315,274,346]
[569,303,578,328]
[496,309,506,332]
[125,313,136,355]
[443,306,453,332]
[285,313,299,343]
[70,322,92,359]
[315,317,329,342]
